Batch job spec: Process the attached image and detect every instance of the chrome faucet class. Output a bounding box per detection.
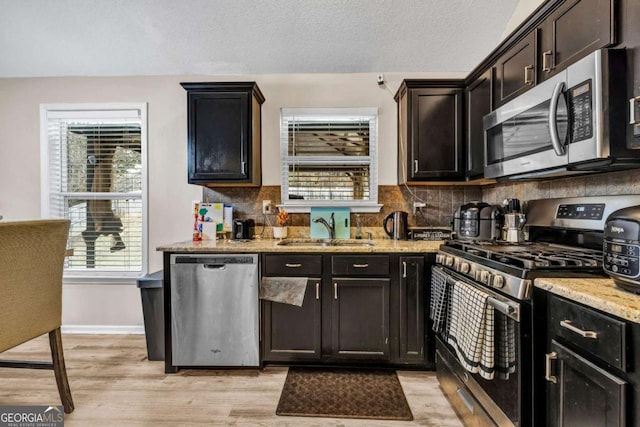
[313,212,335,239]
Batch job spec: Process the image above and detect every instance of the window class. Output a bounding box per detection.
[280,108,381,212]
[40,103,147,280]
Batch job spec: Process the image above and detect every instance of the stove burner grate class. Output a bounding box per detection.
[445,240,602,271]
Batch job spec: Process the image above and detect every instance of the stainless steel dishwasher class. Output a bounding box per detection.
[169,253,259,367]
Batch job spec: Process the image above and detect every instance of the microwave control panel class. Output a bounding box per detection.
[569,79,593,143]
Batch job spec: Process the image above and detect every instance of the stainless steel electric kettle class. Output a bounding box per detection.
[383,211,409,240]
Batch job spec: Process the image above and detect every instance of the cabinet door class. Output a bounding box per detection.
[493,31,536,108]
[539,0,616,81]
[187,91,249,183]
[398,256,425,364]
[262,279,322,362]
[466,70,492,178]
[547,340,627,427]
[331,278,390,360]
[409,88,464,180]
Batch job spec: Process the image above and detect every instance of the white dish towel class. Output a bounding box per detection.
[447,280,496,380]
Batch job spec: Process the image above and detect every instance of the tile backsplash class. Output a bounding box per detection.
[482,169,640,205]
[202,169,640,238]
[202,185,482,237]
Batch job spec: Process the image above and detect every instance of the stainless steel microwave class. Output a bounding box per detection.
[483,49,638,180]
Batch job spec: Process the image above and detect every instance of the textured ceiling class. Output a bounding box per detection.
[0,0,520,78]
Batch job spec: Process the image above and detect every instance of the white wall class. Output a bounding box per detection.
[0,71,462,328]
[501,0,546,40]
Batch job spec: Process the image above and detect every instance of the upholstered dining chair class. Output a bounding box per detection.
[0,219,74,413]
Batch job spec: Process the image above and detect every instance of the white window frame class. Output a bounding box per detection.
[280,107,382,213]
[40,103,148,283]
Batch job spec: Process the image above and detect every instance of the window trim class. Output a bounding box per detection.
[279,107,382,213]
[40,102,149,280]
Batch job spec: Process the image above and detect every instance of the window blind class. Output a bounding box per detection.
[280,108,378,208]
[42,105,146,277]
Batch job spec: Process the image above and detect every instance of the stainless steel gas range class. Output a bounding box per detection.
[431,195,640,427]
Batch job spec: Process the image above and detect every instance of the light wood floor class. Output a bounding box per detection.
[0,334,462,426]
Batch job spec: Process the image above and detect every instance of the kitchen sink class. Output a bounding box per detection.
[276,239,375,247]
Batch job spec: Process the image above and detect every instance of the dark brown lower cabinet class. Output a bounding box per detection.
[261,253,432,366]
[398,256,425,364]
[330,278,390,360]
[541,293,640,426]
[547,340,626,426]
[262,279,322,362]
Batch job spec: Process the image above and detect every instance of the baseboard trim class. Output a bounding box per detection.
[61,325,145,334]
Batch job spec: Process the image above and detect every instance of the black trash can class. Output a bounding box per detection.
[137,270,164,361]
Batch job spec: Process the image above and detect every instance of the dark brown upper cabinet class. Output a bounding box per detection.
[538,0,616,81]
[466,70,492,179]
[493,31,537,108]
[181,82,265,186]
[396,81,465,183]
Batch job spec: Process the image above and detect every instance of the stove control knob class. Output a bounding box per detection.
[475,270,483,282]
[436,254,444,264]
[444,256,454,267]
[492,275,505,288]
[453,259,460,271]
[459,262,470,274]
[480,270,491,284]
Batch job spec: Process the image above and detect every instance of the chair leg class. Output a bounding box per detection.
[49,328,74,413]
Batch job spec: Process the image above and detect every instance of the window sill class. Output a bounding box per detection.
[63,275,140,286]
[278,202,383,214]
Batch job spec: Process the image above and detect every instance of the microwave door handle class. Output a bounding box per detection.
[549,81,567,156]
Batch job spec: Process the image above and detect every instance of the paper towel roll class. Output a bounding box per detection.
[223,205,233,231]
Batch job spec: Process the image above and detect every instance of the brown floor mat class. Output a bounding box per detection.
[276,367,413,421]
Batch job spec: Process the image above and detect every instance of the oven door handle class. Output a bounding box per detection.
[442,268,520,321]
[487,296,519,321]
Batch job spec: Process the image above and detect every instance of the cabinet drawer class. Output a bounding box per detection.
[331,255,389,276]
[263,254,322,276]
[549,295,627,371]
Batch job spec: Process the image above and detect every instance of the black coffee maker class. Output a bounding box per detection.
[383,211,409,240]
[232,219,254,240]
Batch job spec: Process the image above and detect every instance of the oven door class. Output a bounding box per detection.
[483,71,570,179]
[431,266,524,427]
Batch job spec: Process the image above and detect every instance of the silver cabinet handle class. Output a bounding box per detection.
[545,351,558,384]
[315,282,320,300]
[524,65,534,85]
[413,159,418,174]
[542,50,553,72]
[630,96,640,125]
[402,261,407,278]
[334,283,338,299]
[285,263,302,268]
[353,263,369,268]
[560,320,598,339]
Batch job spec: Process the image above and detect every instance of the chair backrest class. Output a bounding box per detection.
[0,219,70,352]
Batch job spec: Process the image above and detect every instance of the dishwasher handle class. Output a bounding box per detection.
[203,264,226,270]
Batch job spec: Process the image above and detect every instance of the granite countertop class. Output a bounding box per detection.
[535,277,640,324]
[156,238,443,254]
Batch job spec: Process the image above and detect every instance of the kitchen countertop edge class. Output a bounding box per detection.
[156,239,443,253]
[535,277,640,324]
